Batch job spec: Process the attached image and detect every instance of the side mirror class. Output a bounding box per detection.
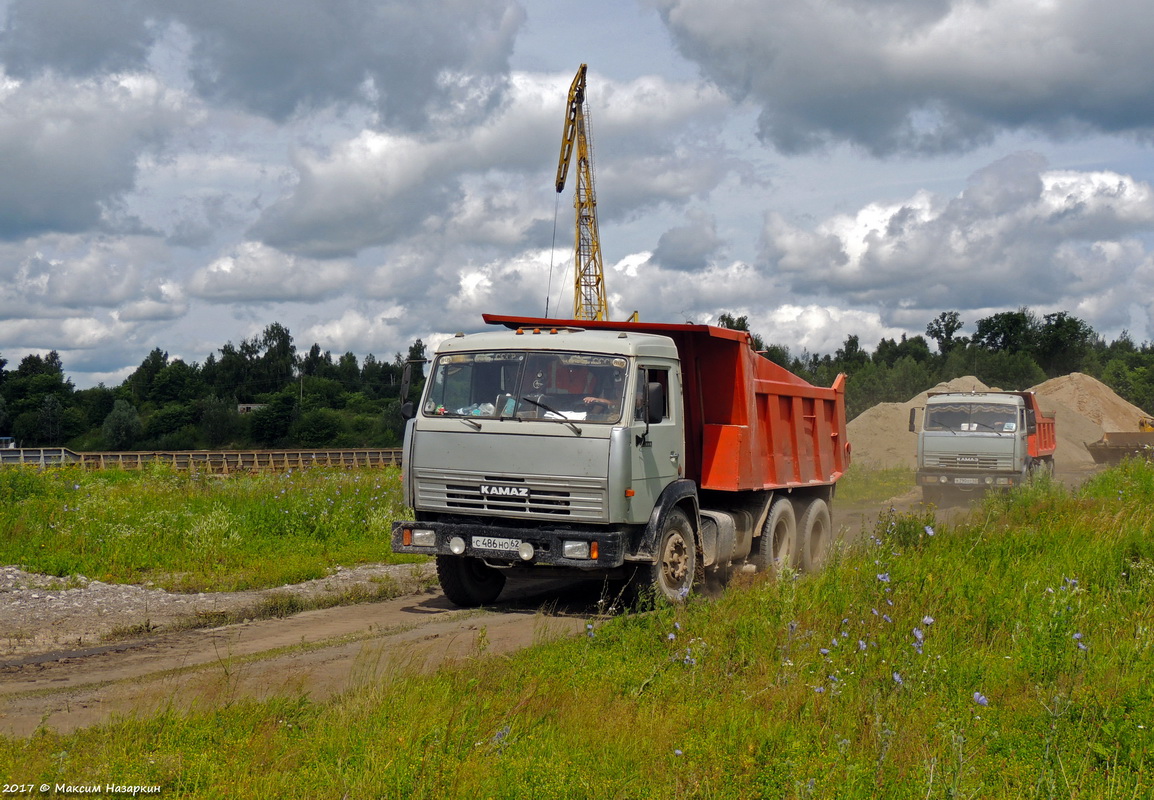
[1025,408,1037,435]
[908,407,918,433]
[646,382,665,425]
[400,401,415,421]
[399,362,412,404]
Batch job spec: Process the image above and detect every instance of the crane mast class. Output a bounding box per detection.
[555,64,608,321]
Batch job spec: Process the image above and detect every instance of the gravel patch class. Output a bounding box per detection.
[0,563,434,659]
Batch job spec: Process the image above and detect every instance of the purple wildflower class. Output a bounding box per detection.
[922,615,935,625]
[973,692,989,706]
[924,525,935,536]
[877,572,891,582]
[893,672,903,686]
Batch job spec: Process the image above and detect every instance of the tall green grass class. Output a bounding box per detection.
[834,464,916,505]
[4,462,1154,797]
[0,464,420,591]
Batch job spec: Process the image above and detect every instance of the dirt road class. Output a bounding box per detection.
[1,469,1097,738]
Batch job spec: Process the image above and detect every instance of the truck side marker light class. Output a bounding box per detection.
[402,528,412,546]
[515,328,524,335]
[590,541,599,560]
[449,536,467,555]
[625,488,635,497]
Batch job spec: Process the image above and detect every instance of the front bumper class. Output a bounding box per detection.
[391,520,630,568]
[916,470,1021,490]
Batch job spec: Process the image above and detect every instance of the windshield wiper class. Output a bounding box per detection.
[521,396,582,436]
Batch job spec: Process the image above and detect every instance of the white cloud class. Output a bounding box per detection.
[654,0,1154,155]
[189,241,354,302]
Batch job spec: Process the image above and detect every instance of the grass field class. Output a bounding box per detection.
[0,464,421,592]
[3,462,1154,797]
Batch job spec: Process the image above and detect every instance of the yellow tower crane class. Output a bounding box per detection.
[555,64,608,321]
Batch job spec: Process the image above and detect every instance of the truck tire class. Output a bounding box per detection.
[635,508,698,604]
[436,555,506,608]
[796,498,832,573]
[753,497,797,576]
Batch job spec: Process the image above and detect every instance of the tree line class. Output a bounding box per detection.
[1,307,1152,450]
[0,323,426,450]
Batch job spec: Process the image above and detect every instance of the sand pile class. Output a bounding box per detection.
[847,372,1143,471]
[1032,373,1148,430]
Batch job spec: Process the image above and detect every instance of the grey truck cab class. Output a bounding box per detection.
[393,325,682,606]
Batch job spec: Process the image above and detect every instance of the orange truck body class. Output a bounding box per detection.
[1022,392,1057,460]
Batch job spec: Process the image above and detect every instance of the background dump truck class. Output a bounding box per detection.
[391,314,850,607]
[909,390,1056,504]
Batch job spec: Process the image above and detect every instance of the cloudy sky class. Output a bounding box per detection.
[2,0,1154,388]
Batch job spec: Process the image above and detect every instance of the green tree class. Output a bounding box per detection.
[150,359,205,405]
[126,348,169,407]
[199,396,240,447]
[925,311,965,355]
[971,307,1039,353]
[292,408,343,447]
[38,395,64,444]
[249,392,297,446]
[102,399,142,450]
[1035,312,1098,377]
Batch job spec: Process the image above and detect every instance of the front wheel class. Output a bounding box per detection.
[634,508,698,605]
[436,555,506,608]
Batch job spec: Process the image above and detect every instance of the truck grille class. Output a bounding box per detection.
[414,468,608,522]
[927,453,1011,470]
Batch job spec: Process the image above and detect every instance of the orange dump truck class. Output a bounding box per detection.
[391,314,850,607]
[909,390,1056,504]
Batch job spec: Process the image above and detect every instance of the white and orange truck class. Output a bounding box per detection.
[909,390,1056,504]
[392,314,850,607]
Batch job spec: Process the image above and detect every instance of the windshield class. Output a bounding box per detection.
[925,402,1018,433]
[423,350,629,424]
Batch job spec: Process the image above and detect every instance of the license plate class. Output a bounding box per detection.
[473,536,520,552]
[954,477,980,485]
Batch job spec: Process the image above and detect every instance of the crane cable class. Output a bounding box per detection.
[545,192,563,318]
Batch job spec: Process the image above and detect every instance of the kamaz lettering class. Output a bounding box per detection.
[480,485,530,498]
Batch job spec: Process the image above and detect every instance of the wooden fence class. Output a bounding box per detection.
[0,447,402,473]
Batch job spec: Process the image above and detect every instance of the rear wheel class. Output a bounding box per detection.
[634,508,698,604]
[436,555,506,607]
[797,498,832,573]
[753,497,797,577]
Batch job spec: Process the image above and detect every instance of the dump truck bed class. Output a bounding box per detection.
[483,314,850,492]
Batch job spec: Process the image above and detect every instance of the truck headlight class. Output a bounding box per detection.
[562,541,590,559]
[412,529,436,547]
